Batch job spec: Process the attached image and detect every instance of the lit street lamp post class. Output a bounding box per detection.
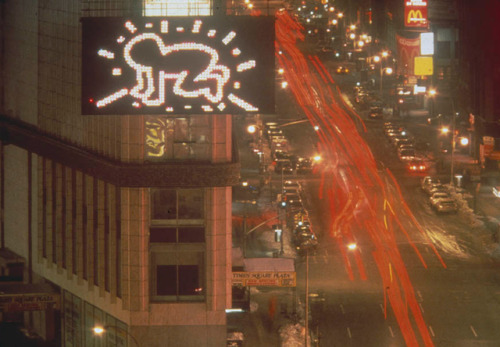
[93,325,140,347]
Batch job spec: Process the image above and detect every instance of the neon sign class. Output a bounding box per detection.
[82,17,275,115]
[404,0,428,28]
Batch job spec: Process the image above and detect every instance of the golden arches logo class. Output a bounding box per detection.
[407,10,424,24]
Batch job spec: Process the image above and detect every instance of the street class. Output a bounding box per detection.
[233,9,500,347]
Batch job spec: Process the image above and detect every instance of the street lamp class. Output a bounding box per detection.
[93,325,140,347]
[428,89,437,118]
[379,67,393,98]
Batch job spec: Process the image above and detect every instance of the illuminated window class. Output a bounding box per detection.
[144,0,211,16]
[150,189,205,302]
[145,116,210,160]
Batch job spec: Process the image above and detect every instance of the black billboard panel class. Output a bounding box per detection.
[81,16,275,115]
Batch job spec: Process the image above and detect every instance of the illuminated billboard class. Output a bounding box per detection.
[405,0,428,28]
[82,17,275,115]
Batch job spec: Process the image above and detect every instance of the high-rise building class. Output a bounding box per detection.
[0,1,241,346]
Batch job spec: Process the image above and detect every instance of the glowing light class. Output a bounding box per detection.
[217,103,226,111]
[98,49,115,59]
[281,81,288,88]
[145,23,153,28]
[234,81,241,89]
[313,155,321,162]
[117,36,125,43]
[93,327,105,335]
[132,101,140,107]
[125,21,137,33]
[232,48,241,56]
[202,105,213,112]
[237,60,256,72]
[165,107,173,112]
[184,105,192,109]
[228,93,258,111]
[161,20,168,33]
[112,68,122,76]
[176,27,185,32]
[96,88,128,108]
[347,243,357,250]
[459,137,469,146]
[247,125,257,134]
[207,29,216,37]
[192,20,202,33]
[278,68,284,74]
[222,31,236,45]
[123,34,230,105]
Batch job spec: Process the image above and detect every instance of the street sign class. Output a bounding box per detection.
[0,293,60,312]
[232,271,296,287]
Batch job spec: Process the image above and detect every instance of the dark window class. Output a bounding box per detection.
[150,227,177,243]
[157,265,176,296]
[436,41,451,59]
[178,227,205,243]
[178,265,199,295]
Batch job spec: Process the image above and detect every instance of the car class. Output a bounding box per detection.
[424,183,447,196]
[284,180,301,190]
[274,159,294,173]
[432,198,458,214]
[336,66,350,74]
[296,158,314,174]
[429,191,452,206]
[283,186,300,195]
[421,176,441,191]
[394,137,415,148]
[406,159,428,173]
[397,147,416,161]
[368,106,383,119]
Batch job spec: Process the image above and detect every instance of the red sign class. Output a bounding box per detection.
[405,0,428,28]
[396,34,421,76]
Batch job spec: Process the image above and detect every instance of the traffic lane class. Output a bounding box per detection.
[396,245,500,345]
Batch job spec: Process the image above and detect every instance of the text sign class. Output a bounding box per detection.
[232,271,296,287]
[405,0,428,28]
[82,16,275,115]
[0,293,60,312]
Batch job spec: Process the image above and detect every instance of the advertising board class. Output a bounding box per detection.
[82,16,275,115]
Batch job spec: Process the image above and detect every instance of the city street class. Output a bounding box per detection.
[231,9,500,347]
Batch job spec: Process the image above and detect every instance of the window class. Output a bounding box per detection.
[145,116,210,161]
[143,0,212,16]
[150,189,205,302]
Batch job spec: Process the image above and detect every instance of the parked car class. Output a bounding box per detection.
[425,183,447,196]
[284,180,301,190]
[296,158,314,174]
[368,106,383,119]
[274,159,294,174]
[432,198,458,214]
[421,176,441,191]
[429,191,452,206]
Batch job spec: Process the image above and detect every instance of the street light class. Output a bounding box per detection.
[93,325,140,347]
[379,67,393,97]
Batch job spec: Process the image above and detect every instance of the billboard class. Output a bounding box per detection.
[82,17,275,115]
[396,34,420,77]
[420,32,434,55]
[232,271,296,287]
[405,0,428,28]
[414,56,433,75]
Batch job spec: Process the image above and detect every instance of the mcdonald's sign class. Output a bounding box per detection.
[405,1,428,28]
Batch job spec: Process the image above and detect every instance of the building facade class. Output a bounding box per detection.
[0,0,239,346]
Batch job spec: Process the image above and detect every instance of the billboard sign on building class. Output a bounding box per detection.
[414,56,433,75]
[420,32,434,55]
[405,0,428,28]
[232,271,296,287]
[82,17,275,115]
[396,34,421,77]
